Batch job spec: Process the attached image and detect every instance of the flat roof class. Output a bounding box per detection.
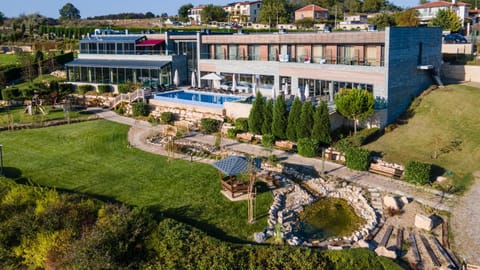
[80,35,145,43]
[65,59,170,69]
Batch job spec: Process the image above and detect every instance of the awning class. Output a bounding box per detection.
[65,59,170,69]
[136,39,165,47]
[201,73,224,81]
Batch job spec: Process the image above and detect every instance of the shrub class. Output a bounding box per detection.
[59,83,74,94]
[268,154,279,164]
[78,84,94,94]
[352,127,381,146]
[2,87,21,101]
[345,147,371,171]
[160,112,174,124]
[235,118,249,132]
[404,161,431,185]
[132,102,150,117]
[227,128,239,139]
[97,84,111,94]
[297,138,319,157]
[262,134,275,148]
[201,118,221,134]
[118,83,129,94]
[148,115,159,125]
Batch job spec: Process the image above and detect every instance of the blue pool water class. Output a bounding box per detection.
[154,90,243,108]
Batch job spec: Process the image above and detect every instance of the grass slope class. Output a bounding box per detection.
[0,54,19,66]
[365,84,480,192]
[0,120,272,241]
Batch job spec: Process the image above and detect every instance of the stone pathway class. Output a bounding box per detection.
[450,171,480,265]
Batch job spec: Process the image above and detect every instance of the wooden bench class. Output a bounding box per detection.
[369,163,403,178]
[236,132,254,142]
[275,140,294,151]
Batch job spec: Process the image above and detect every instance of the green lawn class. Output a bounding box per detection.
[365,84,480,193]
[0,54,19,66]
[0,106,91,126]
[0,120,272,241]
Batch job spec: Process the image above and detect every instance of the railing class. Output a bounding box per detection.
[111,89,151,108]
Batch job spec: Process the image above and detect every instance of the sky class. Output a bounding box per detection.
[2,0,419,19]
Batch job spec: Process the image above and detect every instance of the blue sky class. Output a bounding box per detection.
[2,0,418,18]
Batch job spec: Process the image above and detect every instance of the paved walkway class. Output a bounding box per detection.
[91,108,455,212]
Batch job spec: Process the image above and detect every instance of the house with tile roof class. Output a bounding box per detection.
[295,4,329,22]
[412,0,470,26]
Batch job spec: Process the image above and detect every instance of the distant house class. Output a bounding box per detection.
[188,5,206,25]
[294,4,329,22]
[223,1,262,23]
[412,0,470,26]
[339,14,369,30]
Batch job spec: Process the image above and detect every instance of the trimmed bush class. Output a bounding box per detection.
[404,161,431,184]
[262,134,275,148]
[118,83,129,94]
[97,84,111,94]
[132,102,150,117]
[227,128,239,139]
[235,118,249,132]
[2,87,21,101]
[297,138,319,157]
[160,112,174,125]
[345,147,371,171]
[201,118,221,134]
[78,84,94,94]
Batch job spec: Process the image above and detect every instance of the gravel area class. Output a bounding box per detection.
[450,171,480,265]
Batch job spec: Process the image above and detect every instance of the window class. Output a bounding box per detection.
[229,45,238,60]
[248,45,260,60]
[268,45,277,61]
[365,46,377,66]
[312,45,325,63]
[215,44,224,60]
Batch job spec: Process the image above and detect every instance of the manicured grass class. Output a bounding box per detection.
[10,74,66,90]
[0,54,19,66]
[0,120,272,241]
[0,106,90,126]
[365,84,480,193]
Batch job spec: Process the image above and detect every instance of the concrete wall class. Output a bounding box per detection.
[385,27,442,124]
[441,64,480,82]
[442,43,474,54]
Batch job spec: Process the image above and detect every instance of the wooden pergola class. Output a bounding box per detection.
[212,156,254,199]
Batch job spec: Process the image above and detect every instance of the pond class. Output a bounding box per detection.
[298,197,365,241]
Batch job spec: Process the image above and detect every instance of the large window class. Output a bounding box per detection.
[268,45,277,61]
[248,45,260,60]
[365,45,377,66]
[312,45,325,64]
[229,45,238,60]
[215,44,224,60]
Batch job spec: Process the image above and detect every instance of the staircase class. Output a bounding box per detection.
[111,89,151,108]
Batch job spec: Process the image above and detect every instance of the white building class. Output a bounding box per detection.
[188,5,206,25]
[413,0,470,26]
[223,1,262,23]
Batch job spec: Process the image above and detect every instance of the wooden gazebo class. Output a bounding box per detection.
[212,156,256,199]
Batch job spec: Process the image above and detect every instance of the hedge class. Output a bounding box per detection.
[132,102,150,117]
[404,161,431,184]
[262,134,275,148]
[77,84,94,94]
[97,84,111,94]
[235,118,249,132]
[227,128,240,139]
[297,138,319,157]
[1,87,21,101]
[345,147,371,171]
[201,118,221,134]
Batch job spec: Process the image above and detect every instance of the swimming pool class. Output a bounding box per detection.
[153,90,243,108]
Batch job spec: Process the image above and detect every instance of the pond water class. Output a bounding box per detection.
[298,197,364,241]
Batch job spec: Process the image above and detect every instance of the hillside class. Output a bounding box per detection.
[365,83,480,193]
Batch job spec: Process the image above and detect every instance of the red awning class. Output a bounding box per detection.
[136,39,165,47]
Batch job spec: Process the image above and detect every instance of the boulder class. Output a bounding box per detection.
[254,232,266,243]
[415,214,434,231]
[375,246,397,259]
[383,195,400,210]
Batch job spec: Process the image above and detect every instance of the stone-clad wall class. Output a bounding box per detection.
[385,27,443,124]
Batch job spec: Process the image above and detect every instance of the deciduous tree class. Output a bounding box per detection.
[430,9,462,32]
[200,5,227,23]
[396,9,420,26]
[259,0,289,27]
[334,88,375,134]
[59,3,80,20]
[178,4,193,23]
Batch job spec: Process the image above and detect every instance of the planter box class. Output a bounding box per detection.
[275,140,294,150]
[236,132,254,142]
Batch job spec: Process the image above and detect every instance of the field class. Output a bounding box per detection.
[0,54,19,66]
[0,120,272,241]
[0,106,90,126]
[365,84,480,193]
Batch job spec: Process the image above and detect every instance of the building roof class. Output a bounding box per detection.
[136,40,165,47]
[65,59,170,69]
[80,35,144,43]
[413,1,469,9]
[224,1,262,7]
[296,4,328,13]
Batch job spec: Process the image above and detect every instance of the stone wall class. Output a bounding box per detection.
[150,101,224,128]
[441,63,480,83]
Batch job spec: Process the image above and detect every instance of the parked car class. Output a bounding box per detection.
[443,33,468,44]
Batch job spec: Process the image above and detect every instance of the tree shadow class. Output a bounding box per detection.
[2,167,22,179]
[430,164,446,182]
[155,204,248,244]
[282,163,320,178]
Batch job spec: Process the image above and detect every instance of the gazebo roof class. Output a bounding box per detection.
[212,156,252,176]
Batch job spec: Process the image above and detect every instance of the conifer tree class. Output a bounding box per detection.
[297,101,315,139]
[262,99,273,135]
[272,95,288,139]
[286,97,302,142]
[248,91,265,134]
[312,101,332,145]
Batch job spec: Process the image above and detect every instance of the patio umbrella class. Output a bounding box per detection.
[284,82,289,95]
[297,88,302,100]
[252,82,257,95]
[304,84,310,99]
[191,71,197,88]
[272,85,277,99]
[232,74,237,92]
[173,69,179,87]
[201,73,224,89]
